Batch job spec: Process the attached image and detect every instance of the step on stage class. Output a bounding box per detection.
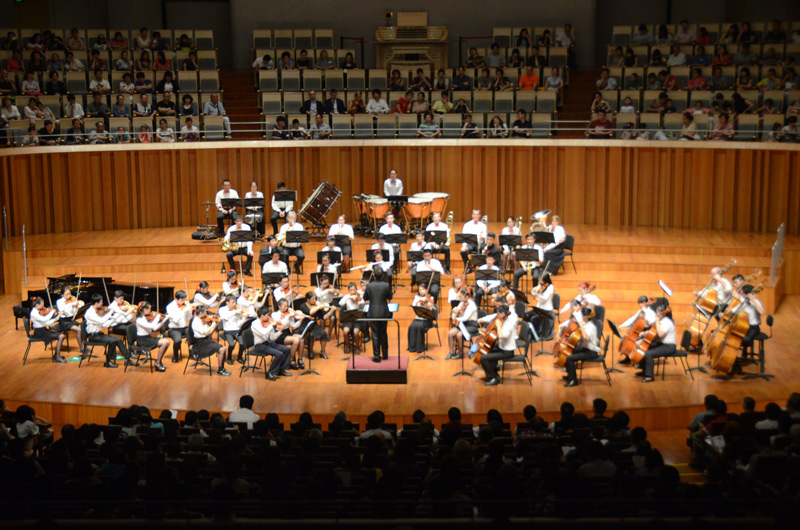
[1,225,798,431]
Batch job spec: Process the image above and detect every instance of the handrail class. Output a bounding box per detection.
[770,222,785,286]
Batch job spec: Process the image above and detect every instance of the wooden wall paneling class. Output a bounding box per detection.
[605,147,622,227]
[733,149,754,233]
[561,146,584,225]
[481,146,498,221]
[670,148,686,229]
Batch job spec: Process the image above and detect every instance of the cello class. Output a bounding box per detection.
[683,259,736,351]
[618,297,657,361]
[708,281,766,373]
[472,315,502,366]
[553,306,594,368]
[632,305,670,366]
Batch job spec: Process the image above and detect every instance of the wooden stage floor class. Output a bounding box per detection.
[1,224,798,431]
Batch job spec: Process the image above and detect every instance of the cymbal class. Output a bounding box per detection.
[200,201,214,206]
[530,208,551,220]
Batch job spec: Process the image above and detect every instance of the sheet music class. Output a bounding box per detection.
[458,322,471,341]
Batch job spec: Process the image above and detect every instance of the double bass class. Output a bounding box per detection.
[683,259,736,351]
[631,305,671,365]
[708,281,766,373]
[618,297,656,361]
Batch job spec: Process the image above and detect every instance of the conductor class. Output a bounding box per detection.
[364,266,393,363]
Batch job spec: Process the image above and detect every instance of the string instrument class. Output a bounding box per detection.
[201,314,220,325]
[723,270,762,318]
[631,306,671,365]
[145,312,168,338]
[618,297,657,360]
[708,281,766,373]
[684,259,736,350]
[529,261,551,297]
[96,306,109,316]
[451,300,467,327]
[552,308,596,367]
[472,315,501,366]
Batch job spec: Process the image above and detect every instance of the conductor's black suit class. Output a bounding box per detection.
[364,274,393,362]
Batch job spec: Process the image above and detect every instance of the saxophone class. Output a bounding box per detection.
[445,210,454,246]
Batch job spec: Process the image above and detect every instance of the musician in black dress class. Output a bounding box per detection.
[134,302,171,372]
[191,306,230,376]
[299,291,331,359]
[407,284,437,354]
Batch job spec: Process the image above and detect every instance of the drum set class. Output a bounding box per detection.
[352,192,450,235]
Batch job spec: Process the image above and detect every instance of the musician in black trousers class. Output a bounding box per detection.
[364,268,393,362]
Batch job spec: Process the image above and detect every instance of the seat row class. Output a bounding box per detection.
[601,65,795,87]
[610,22,800,45]
[262,112,553,139]
[0,48,219,72]
[252,29,335,50]
[608,112,789,142]
[605,43,800,69]
[597,88,800,115]
[1,27,215,51]
[32,70,222,96]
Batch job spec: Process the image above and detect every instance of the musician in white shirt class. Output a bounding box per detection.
[408,231,431,286]
[563,307,600,387]
[383,169,404,197]
[638,305,676,382]
[29,296,67,363]
[522,273,556,341]
[617,295,656,363]
[244,180,266,236]
[447,288,478,360]
[215,179,240,238]
[258,235,286,270]
[224,215,254,276]
[328,215,355,272]
[272,298,305,369]
[250,306,292,380]
[271,276,297,308]
[278,211,305,273]
[379,212,403,272]
[339,282,366,355]
[694,266,733,317]
[84,293,133,368]
[512,233,544,289]
[134,302,170,372]
[193,281,220,309]
[166,290,193,363]
[222,270,241,296]
[219,295,247,364]
[236,287,264,319]
[316,253,339,281]
[270,181,293,235]
[313,276,338,338]
[460,209,487,272]
[425,211,452,273]
[262,250,289,276]
[191,306,229,376]
[542,215,567,272]
[367,249,393,284]
[415,248,444,300]
[500,216,521,269]
[55,287,85,353]
[476,304,518,386]
[371,234,395,268]
[448,275,465,305]
[475,255,501,307]
[738,284,764,352]
[107,290,136,335]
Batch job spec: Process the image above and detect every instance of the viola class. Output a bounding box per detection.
[96,306,109,315]
[451,300,467,326]
[38,307,53,316]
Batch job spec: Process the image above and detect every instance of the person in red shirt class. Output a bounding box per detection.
[518,65,540,91]
[586,110,614,139]
[392,89,413,114]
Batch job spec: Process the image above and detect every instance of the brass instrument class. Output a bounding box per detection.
[221,239,241,252]
[529,208,551,232]
[275,231,287,245]
[514,216,523,237]
[445,210,454,247]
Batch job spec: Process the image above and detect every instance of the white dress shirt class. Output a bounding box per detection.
[136,314,164,337]
[339,293,365,311]
[580,320,600,352]
[193,292,219,308]
[56,297,81,319]
[191,316,215,339]
[462,220,487,244]
[535,284,555,311]
[700,278,733,306]
[517,244,544,270]
[383,178,404,196]
[236,295,260,318]
[656,317,676,345]
[448,288,460,303]
[225,222,253,253]
[244,190,264,213]
[166,300,191,329]
[416,258,444,275]
[315,286,336,306]
[453,299,478,323]
[279,221,304,248]
[379,223,403,236]
[621,307,656,329]
[366,98,390,114]
[84,306,116,334]
[272,286,294,305]
[252,319,281,345]
[497,314,519,351]
[741,298,764,326]
[271,194,293,214]
[477,264,501,290]
[544,225,566,251]
[500,225,521,251]
[271,310,301,331]
[327,223,355,240]
[215,188,240,211]
[262,260,289,274]
[229,408,260,430]
[219,305,247,332]
[370,243,394,267]
[30,308,58,329]
[108,300,134,326]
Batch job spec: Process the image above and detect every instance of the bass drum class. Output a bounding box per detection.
[299,180,342,226]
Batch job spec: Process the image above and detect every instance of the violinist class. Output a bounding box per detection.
[460,209,487,273]
[524,273,555,339]
[191,305,230,376]
[222,270,241,296]
[446,288,478,360]
[737,284,764,352]
[108,290,136,335]
[84,293,133,368]
[219,294,248,364]
[425,211,452,274]
[55,287,85,353]
[271,299,304,369]
[250,307,292,380]
[563,307,600,387]
[258,235,286,269]
[224,215,254,276]
[636,305,676,383]
[339,282,366,355]
[447,275,466,305]
[193,281,220,309]
[366,248,393,285]
[278,211,305,274]
[272,276,298,308]
[379,212,403,273]
[299,291,331,360]
[262,249,289,275]
[491,279,516,308]
[512,232,544,290]
[314,275,339,338]
[370,234,395,271]
[476,304,518,386]
[475,254,501,307]
[415,248,444,301]
[407,284,437,354]
[29,296,68,363]
[618,296,657,364]
[236,286,264,318]
[166,290,193,363]
[408,231,430,286]
[134,302,170,372]
[328,215,355,272]
[693,266,733,319]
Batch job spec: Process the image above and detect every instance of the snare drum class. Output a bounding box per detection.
[299,180,342,226]
[415,192,450,216]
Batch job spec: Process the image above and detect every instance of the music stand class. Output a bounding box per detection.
[511,288,528,304]
[310,272,336,288]
[515,248,541,290]
[425,231,447,245]
[452,321,474,377]
[531,307,556,356]
[455,233,478,247]
[411,306,437,361]
[383,233,407,266]
[499,235,522,248]
[365,249,391,262]
[317,251,342,265]
[220,198,242,234]
[605,320,624,375]
[298,320,320,376]
[340,309,365,361]
[474,268,501,282]
[469,255,488,269]
[286,230,309,283]
[415,270,441,288]
[333,235,351,249]
[274,190,297,202]
[243,197,266,238]
[533,231,555,246]
[407,251,423,284]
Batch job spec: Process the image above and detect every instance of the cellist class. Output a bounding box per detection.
[693,266,733,320]
[636,305,676,383]
[563,307,600,387]
[476,304,518,386]
[617,295,657,365]
[557,282,600,334]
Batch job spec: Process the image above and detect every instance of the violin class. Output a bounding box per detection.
[96,306,109,315]
[38,307,55,316]
[451,300,468,327]
[145,312,162,322]
[201,314,220,324]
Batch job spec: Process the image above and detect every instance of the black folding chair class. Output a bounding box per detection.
[125,325,156,373]
[22,317,55,365]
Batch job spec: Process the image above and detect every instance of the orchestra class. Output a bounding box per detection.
[21,178,776,390]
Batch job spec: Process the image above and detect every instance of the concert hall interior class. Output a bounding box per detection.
[1,1,800,526]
